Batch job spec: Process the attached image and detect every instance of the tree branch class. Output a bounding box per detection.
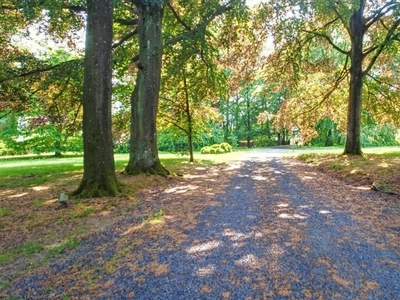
[303,30,349,55]
[66,5,87,13]
[167,2,192,31]
[0,59,82,84]
[114,18,138,26]
[165,3,234,47]
[330,1,351,35]
[112,29,138,48]
[363,17,400,77]
[161,117,189,135]
[132,2,235,62]
[364,1,399,30]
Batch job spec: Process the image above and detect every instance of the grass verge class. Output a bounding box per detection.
[296,150,400,195]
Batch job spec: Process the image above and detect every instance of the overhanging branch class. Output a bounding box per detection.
[112,29,138,48]
[363,17,400,77]
[0,59,82,84]
[303,30,349,55]
[132,1,235,62]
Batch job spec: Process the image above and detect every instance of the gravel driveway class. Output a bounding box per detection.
[4,149,400,299]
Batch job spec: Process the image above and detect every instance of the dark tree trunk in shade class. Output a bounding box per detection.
[125,1,170,175]
[73,0,120,197]
[344,4,365,155]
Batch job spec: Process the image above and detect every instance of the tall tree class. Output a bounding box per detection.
[124,0,244,174]
[124,0,168,175]
[73,0,120,197]
[265,0,400,154]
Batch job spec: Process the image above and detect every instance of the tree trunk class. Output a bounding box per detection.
[344,4,365,155]
[183,70,194,163]
[246,95,252,148]
[125,1,169,175]
[73,0,120,197]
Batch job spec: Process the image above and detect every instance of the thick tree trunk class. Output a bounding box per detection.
[125,1,169,175]
[73,0,120,197]
[344,4,365,155]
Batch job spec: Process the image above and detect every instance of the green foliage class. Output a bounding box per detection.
[0,113,83,156]
[227,134,238,148]
[157,131,189,153]
[200,146,211,154]
[361,124,399,147]
[200,142,232,154]
[113,141,130,154]
[220,142,232,153]
[310,118,343,147]
[253,135,277,147]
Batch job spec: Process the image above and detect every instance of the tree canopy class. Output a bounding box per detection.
[1,0,399,197]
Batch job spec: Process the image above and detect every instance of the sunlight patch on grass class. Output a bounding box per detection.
[9,192,28,198]
[31,186,49,191]
[164,185,198,194]
[378,162,389,168]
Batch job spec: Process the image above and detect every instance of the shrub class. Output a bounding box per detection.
[114,142,130,153]
[220,142,232,153]
[200,142,232,155]
[216,147,225,154]
[200,146,211,154]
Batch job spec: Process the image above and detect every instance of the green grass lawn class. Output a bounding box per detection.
[0,150,252,188]
[1,146,399,188]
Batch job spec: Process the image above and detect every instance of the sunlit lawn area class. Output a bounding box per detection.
[1,145,399,190]
[0,149,253,188]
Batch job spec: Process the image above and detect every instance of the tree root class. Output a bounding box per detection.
[124,161,171,177]
[72,176,121,198]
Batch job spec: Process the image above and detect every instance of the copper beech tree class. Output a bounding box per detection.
[264,0,400,154]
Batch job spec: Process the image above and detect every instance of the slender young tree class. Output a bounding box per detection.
[73,0,120,197]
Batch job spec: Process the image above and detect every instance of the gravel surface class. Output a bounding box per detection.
[3,149,400,299]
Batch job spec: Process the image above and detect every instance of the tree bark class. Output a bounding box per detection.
[183,69,194,163]
[344,4,365,155]
[73,0,120,197]
[125,1,170,175]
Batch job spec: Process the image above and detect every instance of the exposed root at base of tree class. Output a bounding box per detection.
[72,176,121,198]
[124,161,171,177]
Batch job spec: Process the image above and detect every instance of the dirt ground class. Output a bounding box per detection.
[1,149,400,298]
